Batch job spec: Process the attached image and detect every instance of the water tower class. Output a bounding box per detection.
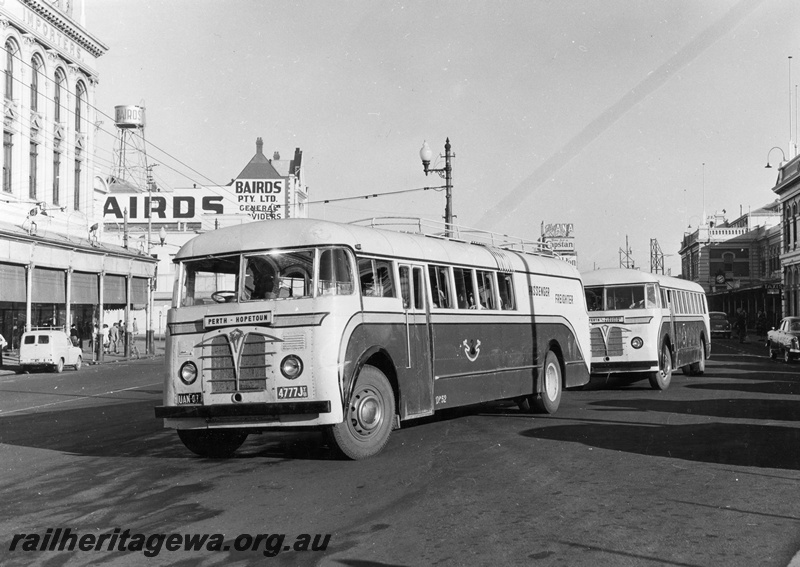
[109,105,150,192]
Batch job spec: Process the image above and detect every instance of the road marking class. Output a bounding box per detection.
[0,382,161,416]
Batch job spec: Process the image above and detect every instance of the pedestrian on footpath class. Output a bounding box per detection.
[736,307,747,343]
[109,322,120,354]
[0,332,6,366]
[131,318,140,359]
[101,324,110,353]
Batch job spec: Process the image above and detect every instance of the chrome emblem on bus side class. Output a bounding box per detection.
[462,339,481,362]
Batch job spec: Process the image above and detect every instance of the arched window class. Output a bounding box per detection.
[5,39,17,100]
[54,68,65,123]
[30,55,42,112]
[74,81,85,132]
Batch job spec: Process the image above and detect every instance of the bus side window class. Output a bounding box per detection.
[319,248,354,295]
[412,266,425,309]
[399,266,411,308]
[453,268,475,309]
[428,265,452,308]
[497,273,516,310]
[477,270,495,309]
[646,284,659,308]
[359,257,394,297]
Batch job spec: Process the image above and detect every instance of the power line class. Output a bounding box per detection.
[309,185,444,205]
[4,45,222,190]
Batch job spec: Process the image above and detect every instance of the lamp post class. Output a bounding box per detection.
[145,163,158,355]
[419,138,454,237]
[765,146,788,169]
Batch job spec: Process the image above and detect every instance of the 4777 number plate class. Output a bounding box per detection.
[277,386,308,399]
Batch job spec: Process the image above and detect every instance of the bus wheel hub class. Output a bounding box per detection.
[353,389,382,433]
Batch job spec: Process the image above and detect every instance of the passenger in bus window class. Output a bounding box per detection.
[478,271,495,309]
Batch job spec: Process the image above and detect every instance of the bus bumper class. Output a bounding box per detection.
[590,360,657,374]
[154,401,331,419]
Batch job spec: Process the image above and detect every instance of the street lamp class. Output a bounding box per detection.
[765,146,787,168]
[419,138,454,237]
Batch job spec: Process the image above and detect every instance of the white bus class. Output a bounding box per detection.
[155,218,591,459]
[582,268,710,390]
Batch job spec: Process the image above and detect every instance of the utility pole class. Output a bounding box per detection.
[145,164,158,355]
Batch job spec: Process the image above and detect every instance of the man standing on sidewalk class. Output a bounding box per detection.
[0,332,6,366]
[131,318,140,359]
[109,322,120,354]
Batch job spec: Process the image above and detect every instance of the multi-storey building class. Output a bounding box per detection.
[0,0,156,351]
[770,152,800,318]
[679,202,782,328]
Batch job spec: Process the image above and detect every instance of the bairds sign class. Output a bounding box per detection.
[103,194,225,222]
[103,179,289,224]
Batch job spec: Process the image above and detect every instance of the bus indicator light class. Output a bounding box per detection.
[630,337,644,349]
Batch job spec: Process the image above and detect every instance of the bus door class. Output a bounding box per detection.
[664,289,677,358]
[399,264,434,417]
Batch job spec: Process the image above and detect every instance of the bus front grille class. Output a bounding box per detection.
[590,326,625,358]
[202,332,277,393]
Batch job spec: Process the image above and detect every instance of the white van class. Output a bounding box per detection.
[19,330,82,373]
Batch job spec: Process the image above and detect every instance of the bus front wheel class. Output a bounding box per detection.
[648,343,673,390]
[177,429,248,458]
[326,365,395,460]
[518,350,562,414]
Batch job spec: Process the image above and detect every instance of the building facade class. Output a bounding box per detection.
[0,0,157,352]
[770,152,800,318]
[679,202,782,329]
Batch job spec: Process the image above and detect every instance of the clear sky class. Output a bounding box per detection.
[87,0,798,274]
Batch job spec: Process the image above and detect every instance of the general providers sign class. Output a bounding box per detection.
[103,179,287,223]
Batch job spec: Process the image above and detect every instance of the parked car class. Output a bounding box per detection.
[766,317,800,363]
[709,311,732,339]
[19,330,82,373]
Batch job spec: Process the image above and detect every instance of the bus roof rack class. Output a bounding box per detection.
[349,216,556,257]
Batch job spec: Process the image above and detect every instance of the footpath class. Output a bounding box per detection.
[0,338,165,377]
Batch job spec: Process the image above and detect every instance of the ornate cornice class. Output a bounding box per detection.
[21,0,108,58]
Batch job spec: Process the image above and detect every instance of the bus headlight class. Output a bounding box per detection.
[280,355,304,379]
[179,361,198,385]
[631,337,644,349]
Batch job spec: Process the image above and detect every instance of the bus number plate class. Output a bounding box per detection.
[277,386,308,399]
[176,393,203,405]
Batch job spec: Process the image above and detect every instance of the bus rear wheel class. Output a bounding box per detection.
[648,343,672,390]
[518,350,562,414]
[326,365,395,460]
[177,429,248,458]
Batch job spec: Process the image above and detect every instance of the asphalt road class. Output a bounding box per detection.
[0,337,798,567]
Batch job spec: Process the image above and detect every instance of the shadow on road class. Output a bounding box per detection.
[588,396,800,422]
[522,420,800,470]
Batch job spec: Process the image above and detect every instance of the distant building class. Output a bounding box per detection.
[679,202,782,328]
[101,137,308,327]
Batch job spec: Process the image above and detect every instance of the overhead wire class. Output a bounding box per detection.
[3,44,222,192]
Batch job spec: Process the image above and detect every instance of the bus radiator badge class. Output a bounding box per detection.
[462,339,481,362]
